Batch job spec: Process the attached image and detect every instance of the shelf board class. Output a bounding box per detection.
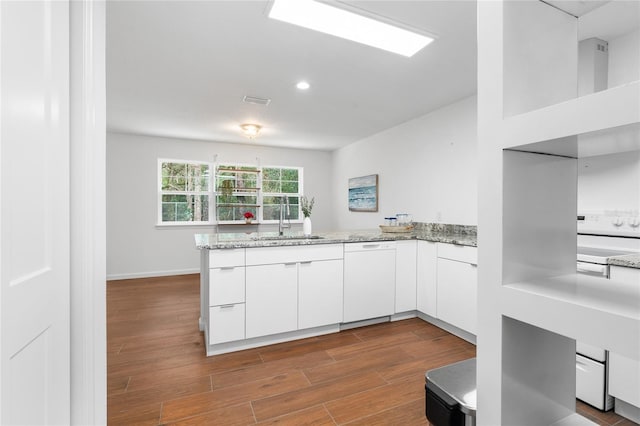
[500,273,640,359]
[217,168,261,174]
[215,188,260,192]
[501,81,640,154]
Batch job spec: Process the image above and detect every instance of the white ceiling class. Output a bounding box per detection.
[106,0,478,151]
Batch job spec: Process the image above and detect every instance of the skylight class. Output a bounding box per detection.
[268,0,434,57]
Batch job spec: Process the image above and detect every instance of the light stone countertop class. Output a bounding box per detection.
[194,227,477,250]
[609,253,640,269]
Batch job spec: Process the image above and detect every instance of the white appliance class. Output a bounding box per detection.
[343,242,396,323]
[576,211,640,411]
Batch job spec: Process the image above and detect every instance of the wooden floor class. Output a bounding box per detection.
[107,274,636,426]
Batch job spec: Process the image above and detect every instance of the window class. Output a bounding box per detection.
[215,165,260,223]
[157,159,303,225]
[158,160,211,224]
[215,163,303,224]
[262,166,302,222]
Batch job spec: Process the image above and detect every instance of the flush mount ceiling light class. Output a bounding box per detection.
[296,81,311,90]
[268,0,434,57]
[240,123,262,139]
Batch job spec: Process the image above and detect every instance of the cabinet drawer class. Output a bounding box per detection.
[246,244,343,266]
[209,304,245,344]
[576,354,611,411]
[209,267,245,306]
[209,248,245,268]
[437,243,477,264]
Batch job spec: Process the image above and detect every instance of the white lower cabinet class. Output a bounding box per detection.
[395,240,417,313]
[209,304,245,344]
[436,244,478,335]
[209,266,245,306]
[298,259,344,329]
[417,241,437,317]
[610,351,640,407]
[245,263,298,338]
[609,265,640,419]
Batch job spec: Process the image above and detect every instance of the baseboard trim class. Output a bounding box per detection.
[107,268,200,281]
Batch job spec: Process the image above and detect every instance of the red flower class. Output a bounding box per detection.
[243,211,254,219]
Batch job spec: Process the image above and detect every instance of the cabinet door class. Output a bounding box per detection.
[343,248,396,323]
[298,259,343,329]
[246,263,298,338]
[209,266,245,306]
[437,257,478,334]
[209,304,245,344]
[417,241,437,317]
[609,351,640,406]
[395,241,417,313]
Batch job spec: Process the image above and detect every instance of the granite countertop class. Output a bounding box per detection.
[195,223,477,250]
[609,254,640,269]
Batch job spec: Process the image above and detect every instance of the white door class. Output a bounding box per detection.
[1,1,71,424]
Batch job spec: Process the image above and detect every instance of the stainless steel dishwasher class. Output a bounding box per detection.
[343,241,396,323]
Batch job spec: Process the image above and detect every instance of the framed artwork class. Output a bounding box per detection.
[348,174,378,212]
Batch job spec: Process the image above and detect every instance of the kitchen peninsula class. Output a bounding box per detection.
[195,223,477,356]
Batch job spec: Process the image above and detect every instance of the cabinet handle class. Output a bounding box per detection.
[220,266,235,270]
[300,261,312,265]
[284,262,297,267]
[470,263,477,267]
[362,244,381,249]
[219,304,235,309]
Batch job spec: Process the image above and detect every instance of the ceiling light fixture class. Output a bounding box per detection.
[268,0,434,57]
[240,123,262,139]
[296,81,310,90]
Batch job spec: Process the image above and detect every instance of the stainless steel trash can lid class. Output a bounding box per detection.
[425,358,476,416]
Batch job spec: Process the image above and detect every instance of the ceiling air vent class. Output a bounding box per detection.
[243,95,271,106]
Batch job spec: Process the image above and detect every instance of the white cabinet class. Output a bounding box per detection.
[436,244,478,335]
[343,242,396,323]
[395,240,417,313]
[609,351,640,407]
[207,248,246,344]
[246,263,298,338]
[609,265,640,420]
[417,241,437,317]
[245,244,344,339]
[209,304,245,344]
[298,259,343,329]
[209,267,244,306]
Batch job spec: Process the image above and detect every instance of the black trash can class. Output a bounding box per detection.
[425,358,477,426]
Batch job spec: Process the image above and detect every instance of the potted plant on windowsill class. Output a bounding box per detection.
[301,196,314,236]
[243,211,254,224]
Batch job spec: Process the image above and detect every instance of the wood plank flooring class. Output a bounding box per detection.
[107,274,637,426]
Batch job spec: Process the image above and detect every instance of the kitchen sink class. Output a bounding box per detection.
[251,235,324,241]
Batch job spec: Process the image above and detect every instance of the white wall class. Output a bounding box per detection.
[331,96,478,230]
[608,28,640,89]
[107,132,334,279]
[578,150,640,213]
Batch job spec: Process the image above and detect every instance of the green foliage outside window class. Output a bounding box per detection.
[160,161,210,223]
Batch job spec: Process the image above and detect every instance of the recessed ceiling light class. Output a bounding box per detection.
[268,0,434,57]
[296,81,310,90]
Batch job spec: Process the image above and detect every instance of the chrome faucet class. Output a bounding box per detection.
[278,196,291,236]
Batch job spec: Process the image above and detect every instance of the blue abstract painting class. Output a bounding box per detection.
[348,174,378,212]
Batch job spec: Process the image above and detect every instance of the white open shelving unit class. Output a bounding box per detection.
[477,1,639,425]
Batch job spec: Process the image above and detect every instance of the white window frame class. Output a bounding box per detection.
[157,158,213,226]
[260,165,304,224]
[214,162,263,225]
